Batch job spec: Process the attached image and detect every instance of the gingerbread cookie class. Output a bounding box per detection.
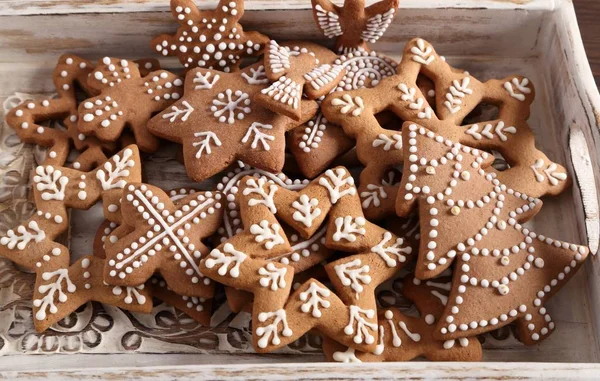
[147,63,318,182]
[255,40,346,121]
[5,55,118,170]
[151,277,212,325]
[396,124,589,345]
[200,167,414,353]
[77,57,184,153]
[322,273,482,362]
[0,146,146,331]
[288,50,398,178]
[103,184,223,298]
[321,38,570,220]
[151,0,269,72]
[311,0,399,54]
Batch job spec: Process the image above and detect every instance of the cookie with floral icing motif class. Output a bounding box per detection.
[396,124,589,345]
[103,184,223,298]
[255,40,346,121]
[321,37,570,221]
[322,273,482,362]
[310,0,399,54]
[199,167,415,353]
[77,57,184,153]
[151,0,269,72]
[0,146,148,331]
[147,62,318,182]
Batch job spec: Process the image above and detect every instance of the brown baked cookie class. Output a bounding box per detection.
[396,124,589,345]
[255,40,346,121]
[199,167,415,353]
[321,38,570,220]
[77,57,184,153]
[103,184,223,298]
[147,63,318,182]
[310,0,399,54]
[288,50,398,178]
[322,273,482,362]
[151,0,269,72]
[150,277,212,325]
[5,55,117,169]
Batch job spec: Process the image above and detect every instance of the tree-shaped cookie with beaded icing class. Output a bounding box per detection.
[321,38,570,220]
[77,57,184,153]
[396,124,589,345]
[0,146,153,331]
[322,273,482,362]
[5,54,119,170]
[255,40,346,121]
[151,0,269,72]
[147,62,318,182]
[288,50,398,178]
[103,184,223,298]
[199,167,415,353]
[310,0,399,54]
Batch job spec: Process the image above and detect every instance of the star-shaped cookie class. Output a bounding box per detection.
[148,63,318,182]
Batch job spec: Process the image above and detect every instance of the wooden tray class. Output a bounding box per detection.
[0,0,599,379]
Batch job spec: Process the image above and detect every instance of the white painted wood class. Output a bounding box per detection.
[0,0,558,16]
[1,0,600,377]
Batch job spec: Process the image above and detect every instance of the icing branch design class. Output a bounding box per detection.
[334,259,372,295]
[443,77,473,114]
[205,243,248,278]
[241,65,269,85]
[250,220,285,250]
[96,148,136,190]
[299,281,331,317]
[314,4,342,39]
[410,39,434,65]
[163,101,195,122]
[258,263,288,291]
[504,77,532,101]
[256,309,293,348]
[33,166,69,201]
[243,177,278,213]
[292,194,322,228]
[464,122,517,142]
[304,64,346,92]
[371,232,411,267]
[333,216,366,242]
[192,131,222,158]
[266,40,292,74]
[113,284,147,305]
[345,305,377,344]
[318,168,357,203]
[530,159,568,186]
[241,122,275,150]
[332,94,364,116]
[362,8,396,43]
[33,269,77,320]
[372,134,402,151]
[193,72,220,90]
[0,221,46,250]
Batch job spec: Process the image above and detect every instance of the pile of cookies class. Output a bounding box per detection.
[1,0,591,363]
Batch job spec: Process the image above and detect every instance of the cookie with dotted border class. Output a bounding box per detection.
[151,0,269,72]
[396,124,589,345]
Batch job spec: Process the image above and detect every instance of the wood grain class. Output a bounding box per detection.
[574,0,600,85]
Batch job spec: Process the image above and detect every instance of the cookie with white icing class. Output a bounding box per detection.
[322,273,482,362]
[255,40,346,121]
[310,0,399,54]
[103,184,223,298]
[147,62,318,182]
[151,0,269,72]
[321,38,570,221]
[0,146,146,331]
[77,57,184,153]
[150,277,212,325]
[396,124,589,345]
[5,54,119,170]
[199,167,415,353]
